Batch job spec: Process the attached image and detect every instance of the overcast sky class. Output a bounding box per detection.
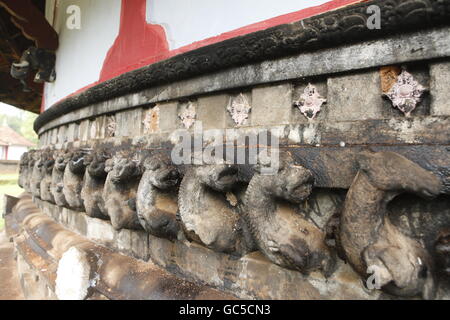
[0,102,25,117]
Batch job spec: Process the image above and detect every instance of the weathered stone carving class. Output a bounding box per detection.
[106,115,116,137]
[63,150,88,211]
[24,150,37,193]
[103,154,142,230]
[51,150,70,207]
[339,151,442,299]
[385,70,426,117]
[227,93,251,126]
[244,151,336,275]
[142,106,160,134]
[40,151,55,203]
[30,150,45,198]
[81,150,110,219]
[18,151,31,189]
[136,153,182,240]
[179,163,254,254]
[293,84,326,120]
[178,101,196,129]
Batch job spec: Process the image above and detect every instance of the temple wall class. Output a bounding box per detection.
[9,0,450,300]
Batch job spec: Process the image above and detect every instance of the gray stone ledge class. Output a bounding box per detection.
[38,26,450,135]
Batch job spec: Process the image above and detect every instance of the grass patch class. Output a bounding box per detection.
[0,174,23,231]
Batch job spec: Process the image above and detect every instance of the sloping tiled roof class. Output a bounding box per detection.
[0,125,35,147]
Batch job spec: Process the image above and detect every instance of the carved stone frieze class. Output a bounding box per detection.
[245,151,336,275]
[385,70,426,117]
[51,150,70,207]
[339,151,443,299]
[103,154,142,230]
[227,93,251,126]
[63,149,89,211]
[178,163,254,255]
[106,115,116,137]
[40,151,55,203]
[178,101,196,129]
[293,84,326,120]
[136,153,181,240]
[81,149,111,220]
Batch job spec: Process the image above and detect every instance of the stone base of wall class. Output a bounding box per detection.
[5,194,236,300]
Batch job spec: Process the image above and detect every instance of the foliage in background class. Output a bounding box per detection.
[0,111,38,145]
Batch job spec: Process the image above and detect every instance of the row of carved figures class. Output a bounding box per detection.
[19,147,449,299]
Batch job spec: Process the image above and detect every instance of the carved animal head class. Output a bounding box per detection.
[196,164,238,192]
[68,150,88,175]
[143,153,180,189]
[43,152,55,174]
[86,150,110,178]
[106,156,141,184]
[54,150,70,172]
[256,151,314,203]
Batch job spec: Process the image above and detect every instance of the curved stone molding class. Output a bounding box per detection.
[244,151,336,276]
[81,149,111,220]
[103,154,142,230]
[178,164,253,255]
[339,151,443,299]
[63,150,89,211]
[33,0,450,133]
[136,153,181,241]
[51,150,70,207]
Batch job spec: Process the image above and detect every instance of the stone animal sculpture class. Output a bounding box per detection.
[103,155,142,230]
[24,150,37,193]
[178,163,253,255]
[30,150,45,198]
[40,151,55,203]
[136,153,182,240]
[81,150,110,219]
[51,150,70,207]
[339,151,442,300]
[18,151,30,189]
[63,150,88,211]
[10,47,56,92]
[244,151,336,276]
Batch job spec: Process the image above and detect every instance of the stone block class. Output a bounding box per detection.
[197,94,229,129]
[327,71,387,121]
[430,61,450,116]
[251,83,293,126]
[158,102,179,132]
[131,230,149,261]
[116,109,143,137]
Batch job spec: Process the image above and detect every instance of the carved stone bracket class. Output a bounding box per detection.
[339,151,442,299]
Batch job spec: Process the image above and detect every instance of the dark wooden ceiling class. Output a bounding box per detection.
[0,0,47,114]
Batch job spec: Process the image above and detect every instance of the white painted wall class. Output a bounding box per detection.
[8,146,28,161]
[43,0,336,110]
[147,0,330,50]
[43,0,121,109]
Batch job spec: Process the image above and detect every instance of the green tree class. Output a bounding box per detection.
[19,112,38,145]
